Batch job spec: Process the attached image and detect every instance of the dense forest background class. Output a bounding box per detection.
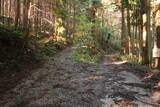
[0,0,160,69]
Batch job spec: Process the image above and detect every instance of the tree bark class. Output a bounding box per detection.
[146,0,152,68]
[127,4,132,56]
[121,0,127,54]
[15,0,20,25]
[23,0,31,27]
[0,0,1,16]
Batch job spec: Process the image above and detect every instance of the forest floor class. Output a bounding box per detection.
[0,46,160,107]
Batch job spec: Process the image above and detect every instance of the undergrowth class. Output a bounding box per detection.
[73,12,105,64]
[73,16,120,64]
[0,24,67,71]
[73,34,104,64]
[120,54,140,65]
[0,25,34,70]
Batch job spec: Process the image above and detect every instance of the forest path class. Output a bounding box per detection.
[0,47,160,107]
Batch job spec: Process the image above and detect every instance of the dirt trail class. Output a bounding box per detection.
[0,47,160,107]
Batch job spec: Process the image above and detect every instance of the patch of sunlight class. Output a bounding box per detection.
[73,45,94,49]
[102,0,109,4]
[113,60,128,65]
[103,60,127,65]
[56,36,66,42]
[57,26,65,34]
[144,72,157,80]
[40,36,55,43]
[41,31,50,34]
[55,18,62,26]
[151,91,160,103]
[55,18,66,35]
[80,46,88,48]
[40,35,66,44]
[155,82,160,88]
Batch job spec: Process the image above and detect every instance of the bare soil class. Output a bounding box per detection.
[0,47,160,107]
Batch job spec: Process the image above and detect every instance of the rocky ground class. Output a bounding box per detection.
[0,47,160,107]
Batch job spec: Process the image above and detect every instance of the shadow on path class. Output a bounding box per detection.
[0,47,160,107]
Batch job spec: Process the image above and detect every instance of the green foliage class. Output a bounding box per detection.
[52,0,69,20]
[46,40,66,50]
[152,69,160,73]
[0,25,36,69]
[31,40,66,59]
[74,34,101,64]
[120,54,140,65]
[82,0,102,8]
[52,7,69,20]
[73,0,121,64]
[94,25,121,53]
[37,47,56,57]
[73,34,103,64]
[0,24,64,70]
[73,12,104,64]
[11,25,29,32]
[0,16,13,25]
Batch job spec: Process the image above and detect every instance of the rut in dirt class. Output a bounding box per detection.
[0,47,160,107]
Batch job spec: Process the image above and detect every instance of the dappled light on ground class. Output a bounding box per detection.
[101,55,119,64]
[100,54,127,65]
[0,47,160,107]
[155,82,160,88]
[151,91,160,103]
[113,60,128,65]
[144,72,157,80]
[0,0,160,106]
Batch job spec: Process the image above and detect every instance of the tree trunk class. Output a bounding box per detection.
[0,0,1,16]
[155,26,160,67]
[138,13,143,63]
[88,2,96,40]
[15,0,20,25]
[121,0,127,54]
[8,0,11,17]
[127,4,132,56]
[146,0,152,68]
[23,0,30,27]
[142,14,149,64]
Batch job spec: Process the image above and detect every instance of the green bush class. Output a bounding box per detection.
[0,25,35,69]
[120,54,140,65]
[73,14,104,64]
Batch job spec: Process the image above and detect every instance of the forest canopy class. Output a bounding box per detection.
[0,0,160,67]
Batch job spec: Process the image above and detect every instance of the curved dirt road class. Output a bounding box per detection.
[0,47,160,107]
